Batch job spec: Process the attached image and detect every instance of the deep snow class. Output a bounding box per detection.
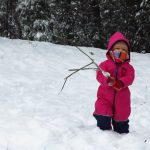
[0,37,150,150]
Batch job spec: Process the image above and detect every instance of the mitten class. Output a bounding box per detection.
[113,80,124,91]
[107,77,116,86]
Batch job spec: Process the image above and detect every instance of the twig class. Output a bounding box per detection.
[59,46,110,94]
[76,47,101,72]
[64,62,93,79]
[76,46,110,77]
[59,62,93,94]
[69,67,96,71]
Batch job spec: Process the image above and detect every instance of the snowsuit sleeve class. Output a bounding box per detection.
[119,64,135,88]
[96,61,108,86]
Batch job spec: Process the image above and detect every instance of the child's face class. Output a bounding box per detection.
[111,41,129,62]
[112,41,128,53]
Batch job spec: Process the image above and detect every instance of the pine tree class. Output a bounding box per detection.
[16,0,52,41]
[99,0,131,48]
[0,0,150,53]
[0,0,7,37]
[134,0,150,53]
[0,0,19,38]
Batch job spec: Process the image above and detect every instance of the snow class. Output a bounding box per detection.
[0,37,150,150]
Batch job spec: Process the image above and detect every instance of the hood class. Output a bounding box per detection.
[106,32,130,61]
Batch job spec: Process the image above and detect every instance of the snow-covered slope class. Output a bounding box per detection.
[0,37,149,150]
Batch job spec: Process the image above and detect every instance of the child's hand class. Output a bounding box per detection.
[113,80,124,91]
[107,77,116,86]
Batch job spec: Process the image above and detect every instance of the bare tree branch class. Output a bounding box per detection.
[76,46,110,77]
[59,46,110,94]
[69,67,96,71]
[59,62,93,94]
[64,62,93,80]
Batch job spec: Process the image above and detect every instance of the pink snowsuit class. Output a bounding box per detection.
[93,32,135,121]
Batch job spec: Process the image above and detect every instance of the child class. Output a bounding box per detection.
[93,32,135,134]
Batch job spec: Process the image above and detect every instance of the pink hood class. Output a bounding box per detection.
[107,32,130,50]
[107,32,130,61]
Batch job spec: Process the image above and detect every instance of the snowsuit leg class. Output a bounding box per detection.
[93,114,112,130]
[112,119,129,134]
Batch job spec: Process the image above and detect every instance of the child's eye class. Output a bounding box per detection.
[122,48,128,52]
[114,48,120,50]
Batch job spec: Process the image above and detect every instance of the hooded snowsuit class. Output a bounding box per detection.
[93,32,135,125]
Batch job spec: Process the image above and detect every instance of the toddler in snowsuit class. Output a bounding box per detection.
[93,32,135,134]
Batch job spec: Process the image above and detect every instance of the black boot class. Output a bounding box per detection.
[112,119,129,134]
[93,114,112,130]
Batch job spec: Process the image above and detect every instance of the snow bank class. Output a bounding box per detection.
[0,37,149,150]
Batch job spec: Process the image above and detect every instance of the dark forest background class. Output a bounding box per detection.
[0,0,150,53]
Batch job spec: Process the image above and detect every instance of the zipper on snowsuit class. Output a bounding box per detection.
[112,63,119,116]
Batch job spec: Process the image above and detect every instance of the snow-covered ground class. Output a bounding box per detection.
[0,37,149,150]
